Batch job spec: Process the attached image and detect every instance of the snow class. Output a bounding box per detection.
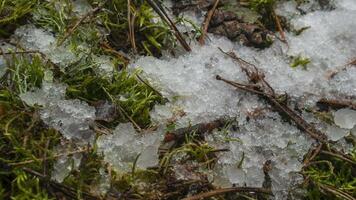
[13,25,78,68]
[10,0,356,198]
[333,108,356,129]
[130,0,356,197]
[20,82,96,145]
[97,123,163,172]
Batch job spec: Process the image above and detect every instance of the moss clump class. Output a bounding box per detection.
[303,146,356,199]
[0,0,39,37]
[290,55,311,70]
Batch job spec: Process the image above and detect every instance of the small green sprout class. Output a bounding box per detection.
[290,55,311,70]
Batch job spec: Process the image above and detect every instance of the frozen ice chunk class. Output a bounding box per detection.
[51,145,83,183]
[20,82,66,106]
[72,0,92,16]
[41,99,96,144]
[93,55,115,77]
[333,108,356,129]
[13,25,78,68]
[97,123,162,172]
[326,125,349,141]
[20,82,96,144]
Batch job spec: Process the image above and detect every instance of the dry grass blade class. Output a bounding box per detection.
[128,0,137,53]
[199,0,220,45]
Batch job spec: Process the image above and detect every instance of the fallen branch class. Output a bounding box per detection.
[182,187,272,200]
[199,0,220,45]
[146,0,191,52]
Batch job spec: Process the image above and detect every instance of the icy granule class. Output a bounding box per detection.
[97,123,162,172]
[20,82,96,144]
[333,108,356,129]
[326,125,350,141]
[13,25,78,68]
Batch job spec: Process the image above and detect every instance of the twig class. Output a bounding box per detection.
[182,187,272,200]
[100,41,130,63]
[136,74,163,98]
[319,184,356,200]
[320,150,356,166]
[146,0,191,52]
[57,1,107,46]
[317,98,356,110]
[216,75,327,142]
[199,0,220,45]
[272,10,286,43]
[325,58,356,79]
[303,143,323,166]
[216,49,328,142]
[163,118,227,144]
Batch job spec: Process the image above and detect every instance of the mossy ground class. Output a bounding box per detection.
[0,0,355,199]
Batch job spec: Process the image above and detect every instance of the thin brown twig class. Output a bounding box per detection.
[216,49,328,142]
[303,143,323,166]
[199,0,220,45]
[317,98,356,110]
[146,0,191,52]
[319,184,356,200]
[320,150,356,166]
[136,74,163,98]
[100,41,130,63]
[182,187,272,200]
[128,0,137,53]
[272,10,286,43]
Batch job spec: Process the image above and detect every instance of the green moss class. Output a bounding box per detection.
[290,55,311,70]
[89,0,175,56]
[304,146,356,199]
